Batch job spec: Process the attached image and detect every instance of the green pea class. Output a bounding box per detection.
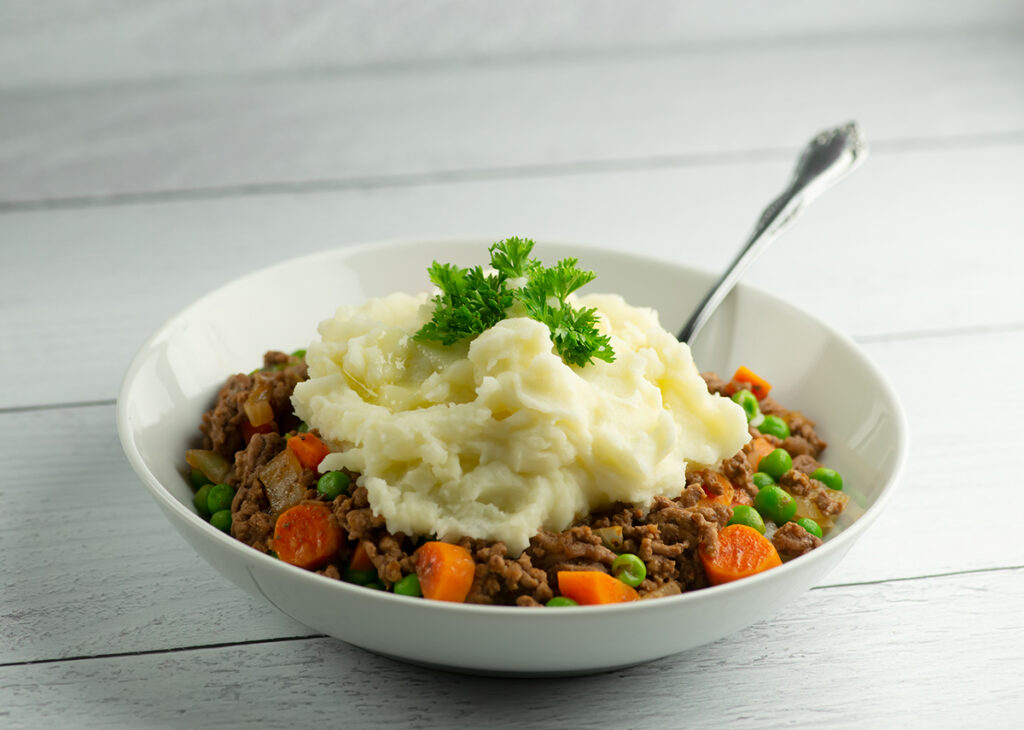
[728,504,766,534]
[291,349,307,359]
[343,566,378,585]
[297,421,310,433]
[758,415,790,440]
[611,553,647,588]
[317,471,350,500]
[753,485,797,524]
[190,467,212,489]
[206,483,236,514]
[393,574,422,597]
[209,509,232,533]
[731,389,760,422]
[546,596,579,607]
[193,484,214,518]
[759,448,793,480]
[752,472,775,490]
[811,467,843,491]
[795,517,823,539]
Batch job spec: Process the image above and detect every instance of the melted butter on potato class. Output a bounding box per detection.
[292,291,749,554]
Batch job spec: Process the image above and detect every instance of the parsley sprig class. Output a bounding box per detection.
[414,238,615,367]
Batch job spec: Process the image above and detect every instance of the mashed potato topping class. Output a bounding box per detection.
[291,291,749,554]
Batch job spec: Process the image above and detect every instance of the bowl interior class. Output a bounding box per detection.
[118,237,907,673]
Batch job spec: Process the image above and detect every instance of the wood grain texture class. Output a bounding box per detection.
[2,323,1022,663]
[0,405,310,666]
[2,570,1020,728]
[4,33,1024,204]
[4,8,1024,725]
[2,143,1023,409]
[2,1,1021,90]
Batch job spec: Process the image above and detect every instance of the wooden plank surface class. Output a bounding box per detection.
[3,1,1021,90]
[4,33,1024,206]
[4,7,1023,728]
[0,405,309,667]
[2,143,1023,410]
[3,570,1021,728]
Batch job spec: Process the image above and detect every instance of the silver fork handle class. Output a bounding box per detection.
[678,121,869,344]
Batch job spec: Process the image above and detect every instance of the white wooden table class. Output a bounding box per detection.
[3,3,1023,727]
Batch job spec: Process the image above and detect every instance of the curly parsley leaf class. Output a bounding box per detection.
[544,303,615,368]
[488,236,539,279]
[414,238,615,366]
[415,263,512,346]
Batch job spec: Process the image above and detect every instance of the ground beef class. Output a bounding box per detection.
[200,351,307,459]
[325,486,417,583]
[756,395,786,416]
[228,431,319,552]
[721,451,755,502]
[231,486,275,553]
[232,432,286,491]
[333,486,389,539]
[463,540,553,606]
[779,468,815,497]
[527,527,619,582]
[195,360,844,605]
[792,454,823,474]
[700,371,731,395]
[787,413,827,456]
[812,486,847,516]
[201,373,253,458]
[772,521,822,559]
[779,469,846,516]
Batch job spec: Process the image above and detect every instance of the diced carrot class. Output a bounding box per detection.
[415,542,476,603]
[746,436,776,472]
[287,432,331,470]
[700,524,782,586]
[272,502,343,570]
[241,419,275,442]
[698,471,735,507]
[349,540,374,571]
[556,571,639,605]
[726,366,772,399]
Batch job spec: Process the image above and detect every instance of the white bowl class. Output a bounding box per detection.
[118,238,907,676]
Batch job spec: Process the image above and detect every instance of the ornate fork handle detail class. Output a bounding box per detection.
[678,121,868,344]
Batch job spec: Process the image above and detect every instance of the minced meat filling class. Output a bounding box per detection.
[190,354,845,605]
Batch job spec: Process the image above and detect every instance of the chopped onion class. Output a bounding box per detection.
[258,448,306,516]
[592,525,624,552]
[185,449,231,484]
[792,491,849,533]
[244,375,275,427]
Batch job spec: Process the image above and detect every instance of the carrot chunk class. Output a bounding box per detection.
[746,436,776,472]
[241,419,275,443]
[273,502,343,570]
[349,540,375,571]
[287,433,331,470]
[556,571,639,605]
[700,524,782,586]
[415,542,476,603]
[698,471,735,507]
[727,366,772,399]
